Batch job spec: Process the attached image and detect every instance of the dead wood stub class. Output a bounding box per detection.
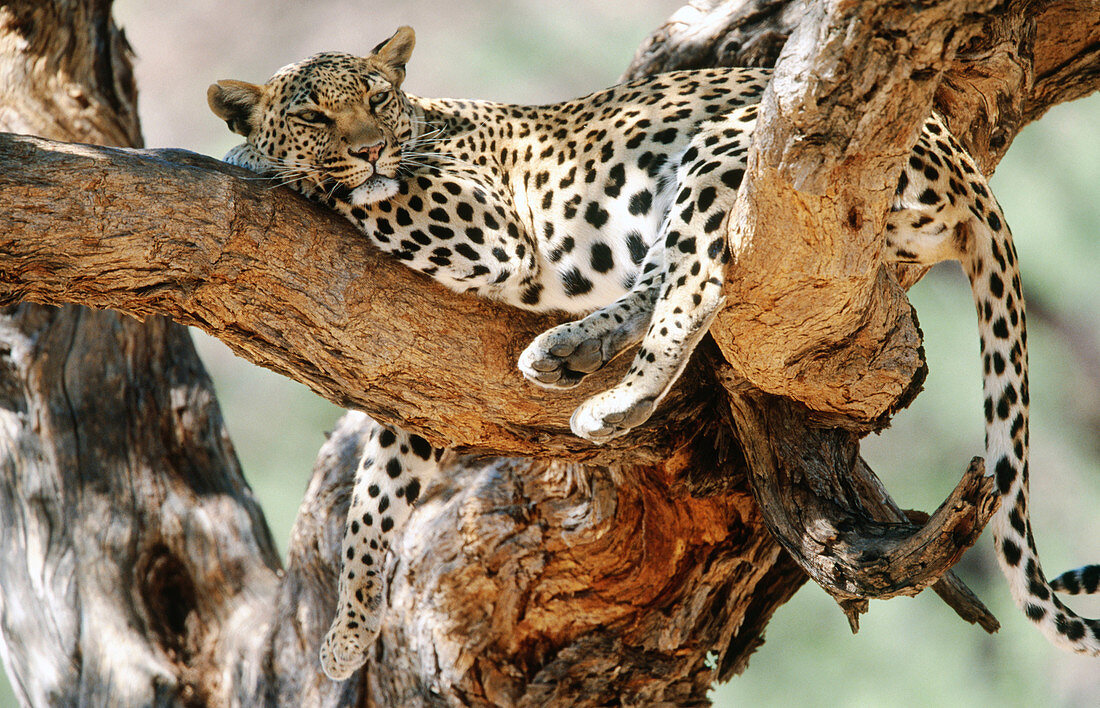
[731,392,998,600]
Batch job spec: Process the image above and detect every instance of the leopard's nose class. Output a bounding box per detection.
[349,140,385,164]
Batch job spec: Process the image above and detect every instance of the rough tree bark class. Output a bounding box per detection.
[0,0,1097,706]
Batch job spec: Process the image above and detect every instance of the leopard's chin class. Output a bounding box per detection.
[349,175,401,206]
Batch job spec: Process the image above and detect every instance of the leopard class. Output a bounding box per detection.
[208,26,1100,680]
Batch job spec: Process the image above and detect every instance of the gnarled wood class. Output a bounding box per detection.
[707,0,1003,616]
[731,393,997,599]
[1,0,1098,706]
[624,0,1097,628]
[0,307,291,706]
[0,1,309,705]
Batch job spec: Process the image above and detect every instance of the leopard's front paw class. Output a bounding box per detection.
[569,387,657,444]
[519,324,610,389]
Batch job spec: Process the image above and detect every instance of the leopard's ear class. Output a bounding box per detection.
[207,80,264,137]
[370,26,415,86]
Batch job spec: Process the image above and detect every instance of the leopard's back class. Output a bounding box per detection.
[332,68,769,313]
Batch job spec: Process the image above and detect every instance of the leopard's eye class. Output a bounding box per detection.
[292,109,331,125]
[368,91,390,110]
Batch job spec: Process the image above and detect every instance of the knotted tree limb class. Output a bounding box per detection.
[730,391,999,629]
[628,0,1099,144]
[706,0,1001,625]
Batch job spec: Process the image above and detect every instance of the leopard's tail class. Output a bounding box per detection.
[964,197,1100,656]
[1050,565,1100,595]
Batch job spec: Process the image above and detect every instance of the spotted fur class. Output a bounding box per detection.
[209,26,1100,679]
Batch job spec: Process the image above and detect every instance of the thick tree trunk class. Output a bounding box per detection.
[0,2,344,705]
[0,1,1096,706]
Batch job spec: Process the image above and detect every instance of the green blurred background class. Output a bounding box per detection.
[4,1,1098,705]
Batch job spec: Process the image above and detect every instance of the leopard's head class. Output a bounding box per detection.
[208,27,417,205]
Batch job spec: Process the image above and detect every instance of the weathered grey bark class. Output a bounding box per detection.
[0,0,1097,706]
[0,2,351,706]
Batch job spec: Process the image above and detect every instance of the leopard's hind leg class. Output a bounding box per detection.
[319,420,443,679]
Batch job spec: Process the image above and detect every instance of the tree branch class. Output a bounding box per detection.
[0,136,709,462]
[731,393,997,600]
[630,0,1100,170]
[712,0,989,416]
